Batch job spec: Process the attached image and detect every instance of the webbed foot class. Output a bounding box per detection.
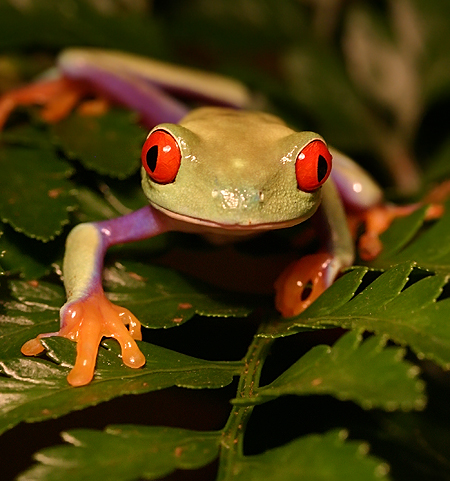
[21,290,145,386]
[0,76,102,129]
[357,203,443,260]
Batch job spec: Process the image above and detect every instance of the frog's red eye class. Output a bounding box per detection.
[141,129,181,184]
[295,140,332,192]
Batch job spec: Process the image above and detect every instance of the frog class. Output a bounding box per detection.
[0,48,426,386]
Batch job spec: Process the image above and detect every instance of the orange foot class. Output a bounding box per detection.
[0,76,107,130]
[274,252,333,318]
[21,291,145,386]
[356,203,443,261]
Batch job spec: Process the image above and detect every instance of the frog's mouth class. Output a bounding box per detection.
[150,202,314,236]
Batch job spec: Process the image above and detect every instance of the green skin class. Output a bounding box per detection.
[60,106,352,314]
[142,107,322,232]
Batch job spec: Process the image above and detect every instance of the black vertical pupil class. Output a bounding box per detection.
[317,155,328,182]
[146,145,159,172]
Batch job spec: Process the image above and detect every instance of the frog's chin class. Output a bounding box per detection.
[150,202,312,238]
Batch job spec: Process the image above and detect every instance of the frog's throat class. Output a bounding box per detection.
[150,201,315,236]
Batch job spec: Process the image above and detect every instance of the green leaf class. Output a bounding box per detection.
[19,426,220,481]
[230,430,391,481]
[0,264,249,434]
[0,226,64,278]
[0,280,62,359]
[237,330,425,411]
[51,110,146,179]
[0,259,251,360]
[103,262,253,329]
[65,180,148,224]
[369,405,450,480]
[70,186,123,223]
[0,143,76,241]
[0,338,241,436]
[102,177,149,213]
[1,123,56,149]
[18,427,391,481]
[271,263,450,370]
[369,202,450,275]
[368,206,430,262]
[261,267,369,338]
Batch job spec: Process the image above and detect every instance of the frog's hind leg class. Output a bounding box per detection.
[61,63,189,127]
[56,48,251,128]
[356,203,443,261]
[1,48,253,130]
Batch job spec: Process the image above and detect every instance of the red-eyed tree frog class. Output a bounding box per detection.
[0,49,428,386]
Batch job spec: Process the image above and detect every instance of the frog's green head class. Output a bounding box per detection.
[141,107,332,232]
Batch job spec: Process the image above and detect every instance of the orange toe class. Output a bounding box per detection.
[21,290,145,386]
[21,337,45,356]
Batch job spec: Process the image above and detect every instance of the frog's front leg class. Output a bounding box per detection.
[275,148,385,317]
[275,179,354,317]
[275,148,443,317]
[21,206,171,386]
